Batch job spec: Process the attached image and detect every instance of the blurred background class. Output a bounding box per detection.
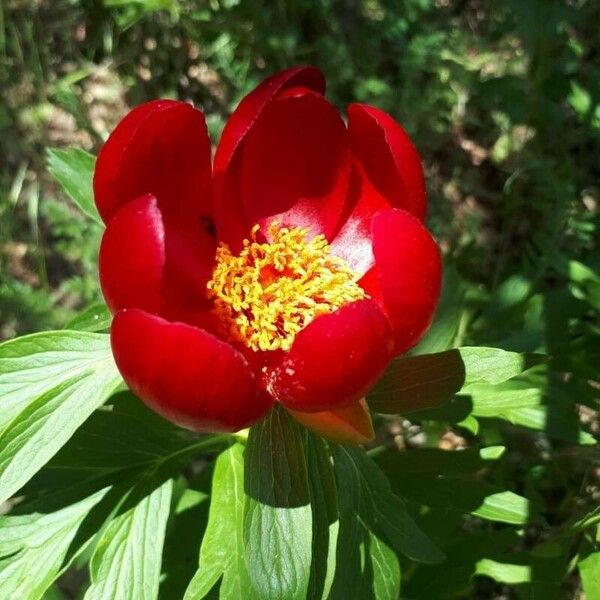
[0,1,599,597]
[1,0,598,339]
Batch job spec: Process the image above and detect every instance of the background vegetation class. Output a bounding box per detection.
[0,0,599,598]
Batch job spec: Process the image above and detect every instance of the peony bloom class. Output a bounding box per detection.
[94,66,441,443]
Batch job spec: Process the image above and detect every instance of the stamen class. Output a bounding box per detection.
[207,222,366,351]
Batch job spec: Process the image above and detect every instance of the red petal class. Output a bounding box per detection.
[213,67,327,250]
[94,100,212,224]
[241,89,350,241]
[98,194,217,326]
[347,103,426,221]
[268,300,393,412]
[99,194,165,314]
[111,309,273,432]
[288,398,375,444]
[361,208,442,355]
[214,66,325,180]
[329,163,388,275]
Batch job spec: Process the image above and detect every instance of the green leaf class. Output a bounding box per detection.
[475,558,531,584]
[243,408,312,600]
[16,393,227,518]
[369,349,466,414]
[573,506,600,532]
[468,385,543,417]
[333,446,444,564]
[376,447,537,526]
[0,332,122,504]
[471,491,530,525]
[369,347,544,415]
[84,479,172,600]
[42,586,68,600]
[159,484,210,600]
[43,392,199,474]
[579,543,600,600]
[0,488,109,600]
[65,303,112,332]
[184,443,257,600]
[404,530,521,598]
[567,260,600,311]
[329,443,364,600]
[465,383,595,445]
[365,531,400,600]
[479,446,506,460]
[46,148,101,224]
[305,435,338,600]
[460,347,545,385]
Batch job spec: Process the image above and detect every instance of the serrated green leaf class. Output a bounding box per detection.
[65,303,112,332]
[84,479,172,600]
[0,488,109,600]
[0,332,122,504]
[243,408,312,600]
[46,148,101,223]
[472,491,530,525]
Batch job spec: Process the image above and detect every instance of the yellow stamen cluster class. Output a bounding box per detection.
[207,223,366,352]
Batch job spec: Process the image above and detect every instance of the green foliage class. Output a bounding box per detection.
[0,0,598,597]
[65,303,112,332]
[0,331,122,504]
[243,408,312,600]
[0,489,109,600]
[579,530,600,600]
[46,148,100,224]
[184,443,253,600]
[84,479,172,600]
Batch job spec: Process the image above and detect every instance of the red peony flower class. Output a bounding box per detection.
[94,66,441,443]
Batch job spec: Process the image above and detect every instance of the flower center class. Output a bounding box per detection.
[207,222,366,352]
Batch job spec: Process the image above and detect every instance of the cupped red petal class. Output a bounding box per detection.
[267,299,393,413]
[328,163,389,275]
[360,208,442,355]
[347,103,426,221]
[98,194,217,328]
[213,67,329,251]
[214,66,325,179]
[94,100,212,224]
[99,194,165,314]
[241,89,350,241]
[111,309,273,432]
